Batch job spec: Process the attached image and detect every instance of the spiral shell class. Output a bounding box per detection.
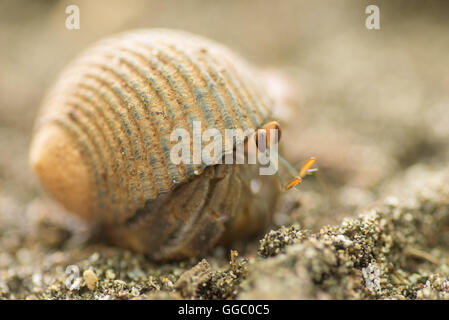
[30,29,277,259]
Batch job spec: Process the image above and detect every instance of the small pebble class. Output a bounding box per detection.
[83,269,98,291]
[105,269,116,280]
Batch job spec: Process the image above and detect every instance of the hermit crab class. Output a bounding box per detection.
[30,29,315,260]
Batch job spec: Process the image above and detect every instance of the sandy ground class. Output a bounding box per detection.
[1,0,449,299]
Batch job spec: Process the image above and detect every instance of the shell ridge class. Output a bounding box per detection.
[196,52,251,131]
[132,37,217,174]
[66,92,125,221]
[82,71,144,216]
[102,61,172,195]
[109,46,186,188]
[168,42,236,131]
[51,118,101,214]
[220,55,270,123]
[116,45,194,182]
[199,49,262,129]
[65,100,114,219]
[158,31,265,128]
[74,82,133,218]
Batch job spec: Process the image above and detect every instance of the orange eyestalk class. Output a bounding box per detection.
[254,121,281,151]
[246,121,317,191]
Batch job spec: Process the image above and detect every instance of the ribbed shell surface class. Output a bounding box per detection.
[33,29,273,223]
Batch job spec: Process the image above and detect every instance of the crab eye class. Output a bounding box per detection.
[254,121,282,151]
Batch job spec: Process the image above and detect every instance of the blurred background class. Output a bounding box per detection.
[1,0,449,232]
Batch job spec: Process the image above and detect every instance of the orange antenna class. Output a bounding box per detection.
[284,157,316,190]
